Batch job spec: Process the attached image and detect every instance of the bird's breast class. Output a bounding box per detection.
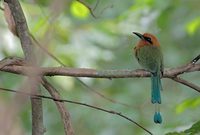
[134,45,162,72]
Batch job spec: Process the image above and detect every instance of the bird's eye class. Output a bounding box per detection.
[144,37,152,44]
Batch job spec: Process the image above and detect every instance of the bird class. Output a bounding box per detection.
[133,32,163,124]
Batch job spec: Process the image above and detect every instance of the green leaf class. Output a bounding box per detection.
[184,121,200,135]
[166,121,200,135]
[31,17,49,35]
[176,97,200,114]
[165,132,185,135]
[186,18,200,35]
[70,1,89,19]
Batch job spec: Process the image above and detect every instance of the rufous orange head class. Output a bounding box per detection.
[133,32,160,49]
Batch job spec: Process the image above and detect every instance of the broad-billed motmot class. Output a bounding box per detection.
[133,32,163,124]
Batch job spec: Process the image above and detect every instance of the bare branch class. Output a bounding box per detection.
[171,77,200,93]
[0,57,75,134]
[41,78,74,135]
[1,63,199,93]
[191,54,200,64]
[1,63,199,78]
[0,87,153,135]
[4,0,34,62]
[93,0,100,11]
[3,0,44,134]
[2,0,199,134]
[3,2,17,36]
[0,57,24,69]
[164,62,199,77]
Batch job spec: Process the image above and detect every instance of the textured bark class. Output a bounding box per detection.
[4,0,45,135]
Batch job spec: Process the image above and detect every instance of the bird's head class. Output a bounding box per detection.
[133,32,160,47]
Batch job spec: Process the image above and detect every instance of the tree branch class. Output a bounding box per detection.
[41,78,74,135]
[31,34,132,107]
[3,0,44,135]
[4,0,34,61]
[2,0,198,134]
[1,63,200,92]
[171,77,200,93]
[0,63,199,78]
[191,54,200,63]
[0,87,153,135]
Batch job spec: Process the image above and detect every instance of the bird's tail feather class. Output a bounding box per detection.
[151,74,161,104]
[154,104,162,124]
[151,73,162,124]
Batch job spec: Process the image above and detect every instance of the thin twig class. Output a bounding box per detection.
[171,77,200,93]
[77,79,133,108]
[93,0,100,11]
[30,34,66,66]
[0,87,153,135]
[76,0,97,18]
[41,78,74,135]
[191,54,200,64]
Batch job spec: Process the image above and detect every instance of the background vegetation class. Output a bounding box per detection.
[0,0,200,134]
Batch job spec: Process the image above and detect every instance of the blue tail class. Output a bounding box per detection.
[151,73,161,104]
[151,73,162,124]
[154,111,162,124]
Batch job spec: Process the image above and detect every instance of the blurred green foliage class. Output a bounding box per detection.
[186,17,200,35]
[166,121,200,135]
[0,0,200,135]
[176,97,200,114]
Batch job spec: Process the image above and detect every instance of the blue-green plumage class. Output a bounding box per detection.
[133,32,164,124]
[154,112,162,123]
[151,73,161,104]
[135,46,163,104]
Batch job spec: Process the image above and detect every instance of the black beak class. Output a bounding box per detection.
[132,32,145,40]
